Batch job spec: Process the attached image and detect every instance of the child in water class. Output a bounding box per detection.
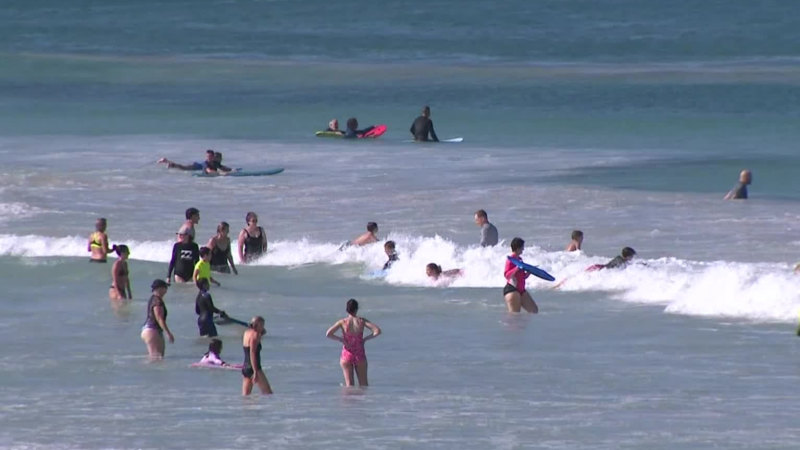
[426,263,463,281]
[199,339,230,366]
[383,241,399,270]
[566,230,583,252]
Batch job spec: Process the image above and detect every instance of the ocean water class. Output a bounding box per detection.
[2,1,800,449]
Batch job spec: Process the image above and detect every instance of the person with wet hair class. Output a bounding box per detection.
[326,299,382,387]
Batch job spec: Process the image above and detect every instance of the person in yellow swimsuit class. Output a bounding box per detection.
[88,218,111,263]
[193,247,221,287]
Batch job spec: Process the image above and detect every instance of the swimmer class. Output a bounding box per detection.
[207,222,238,275]
[409,105,439,142]
[179,207,200,242]
[242,316,272,395]
[88,218,111,262]
[198,338,231,366]
[503,237,539,313]
[724,169,752,200]
[566,230,583,252]
[598,247,637,270]
[325,299,382,387]
[140,279,174,360]
[237,212,267,264]
[343,117,375,139]
[195,278,226,337]
[349,222,379,247]
[193,247,220,287]
[325,119,344,136]
[474,209,498,247]
[425,263,463,281]
[157,149,216,171]
[383,241,399,270]
[109,245,132,301]
[166,230,199,284]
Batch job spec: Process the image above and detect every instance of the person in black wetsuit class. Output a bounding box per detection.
[237,212,267,264]
[242,316,272,395]
[343,117,375,139]
[604,247,637,269]
[383,240,399,270]
[167,230,200,283]
[409,105,439,142]
[195,278,227,337]
[724,169,752,200]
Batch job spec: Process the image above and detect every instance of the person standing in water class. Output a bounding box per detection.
[141,279,174,360]
[474,209,498,247]
[409,105,439,142]
[242,316,272,395]
[88,218,111,263]
[724,169,752,200]
[503,237,539,314]
[207,222,238,274]
[166,230,199,284]
[195,278,226,337]
[109,245,132,301]
[237,212,267,264]
[179,207,200,242]
[325,299,382,387]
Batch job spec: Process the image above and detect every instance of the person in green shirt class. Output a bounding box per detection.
[194,247,221,287]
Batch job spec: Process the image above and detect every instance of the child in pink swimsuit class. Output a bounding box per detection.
[326,299,382,387]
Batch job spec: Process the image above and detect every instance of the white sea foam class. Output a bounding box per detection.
[2,232,798,323]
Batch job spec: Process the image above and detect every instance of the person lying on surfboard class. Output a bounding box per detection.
[325,119,344,136]
[344,118,375,139]
[587,247,637,271]
[198,339,231,366]
[410,105,439,142]
[158,149,217,171]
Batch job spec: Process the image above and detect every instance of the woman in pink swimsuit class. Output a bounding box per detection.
[325,299,382,387]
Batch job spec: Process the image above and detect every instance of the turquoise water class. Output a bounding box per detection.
[2,1,800,449]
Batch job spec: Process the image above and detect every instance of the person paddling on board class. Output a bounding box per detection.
[325,119,344,136]
[503,237,539,313]
[566,230,583,252]
[158,150,218,171]
[343,118,375,139]
[586,247,637,271]
[724,169,752,200]
[410,105,439,142]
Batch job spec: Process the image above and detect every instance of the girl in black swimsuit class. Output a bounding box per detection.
[237,212,267,264]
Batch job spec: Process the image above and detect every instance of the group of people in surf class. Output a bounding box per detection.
[324,105,439,141]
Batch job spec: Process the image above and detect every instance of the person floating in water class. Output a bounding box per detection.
[410,105,439,142]
[474,209,498,247]
[566,230,583,252]
[426,263,463,282]
[343,118,375,139]
[382,241,399,270]
[325,119,344,136]
[724,169,752,200]
[325,298,382,387]
[88,218,111,263]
